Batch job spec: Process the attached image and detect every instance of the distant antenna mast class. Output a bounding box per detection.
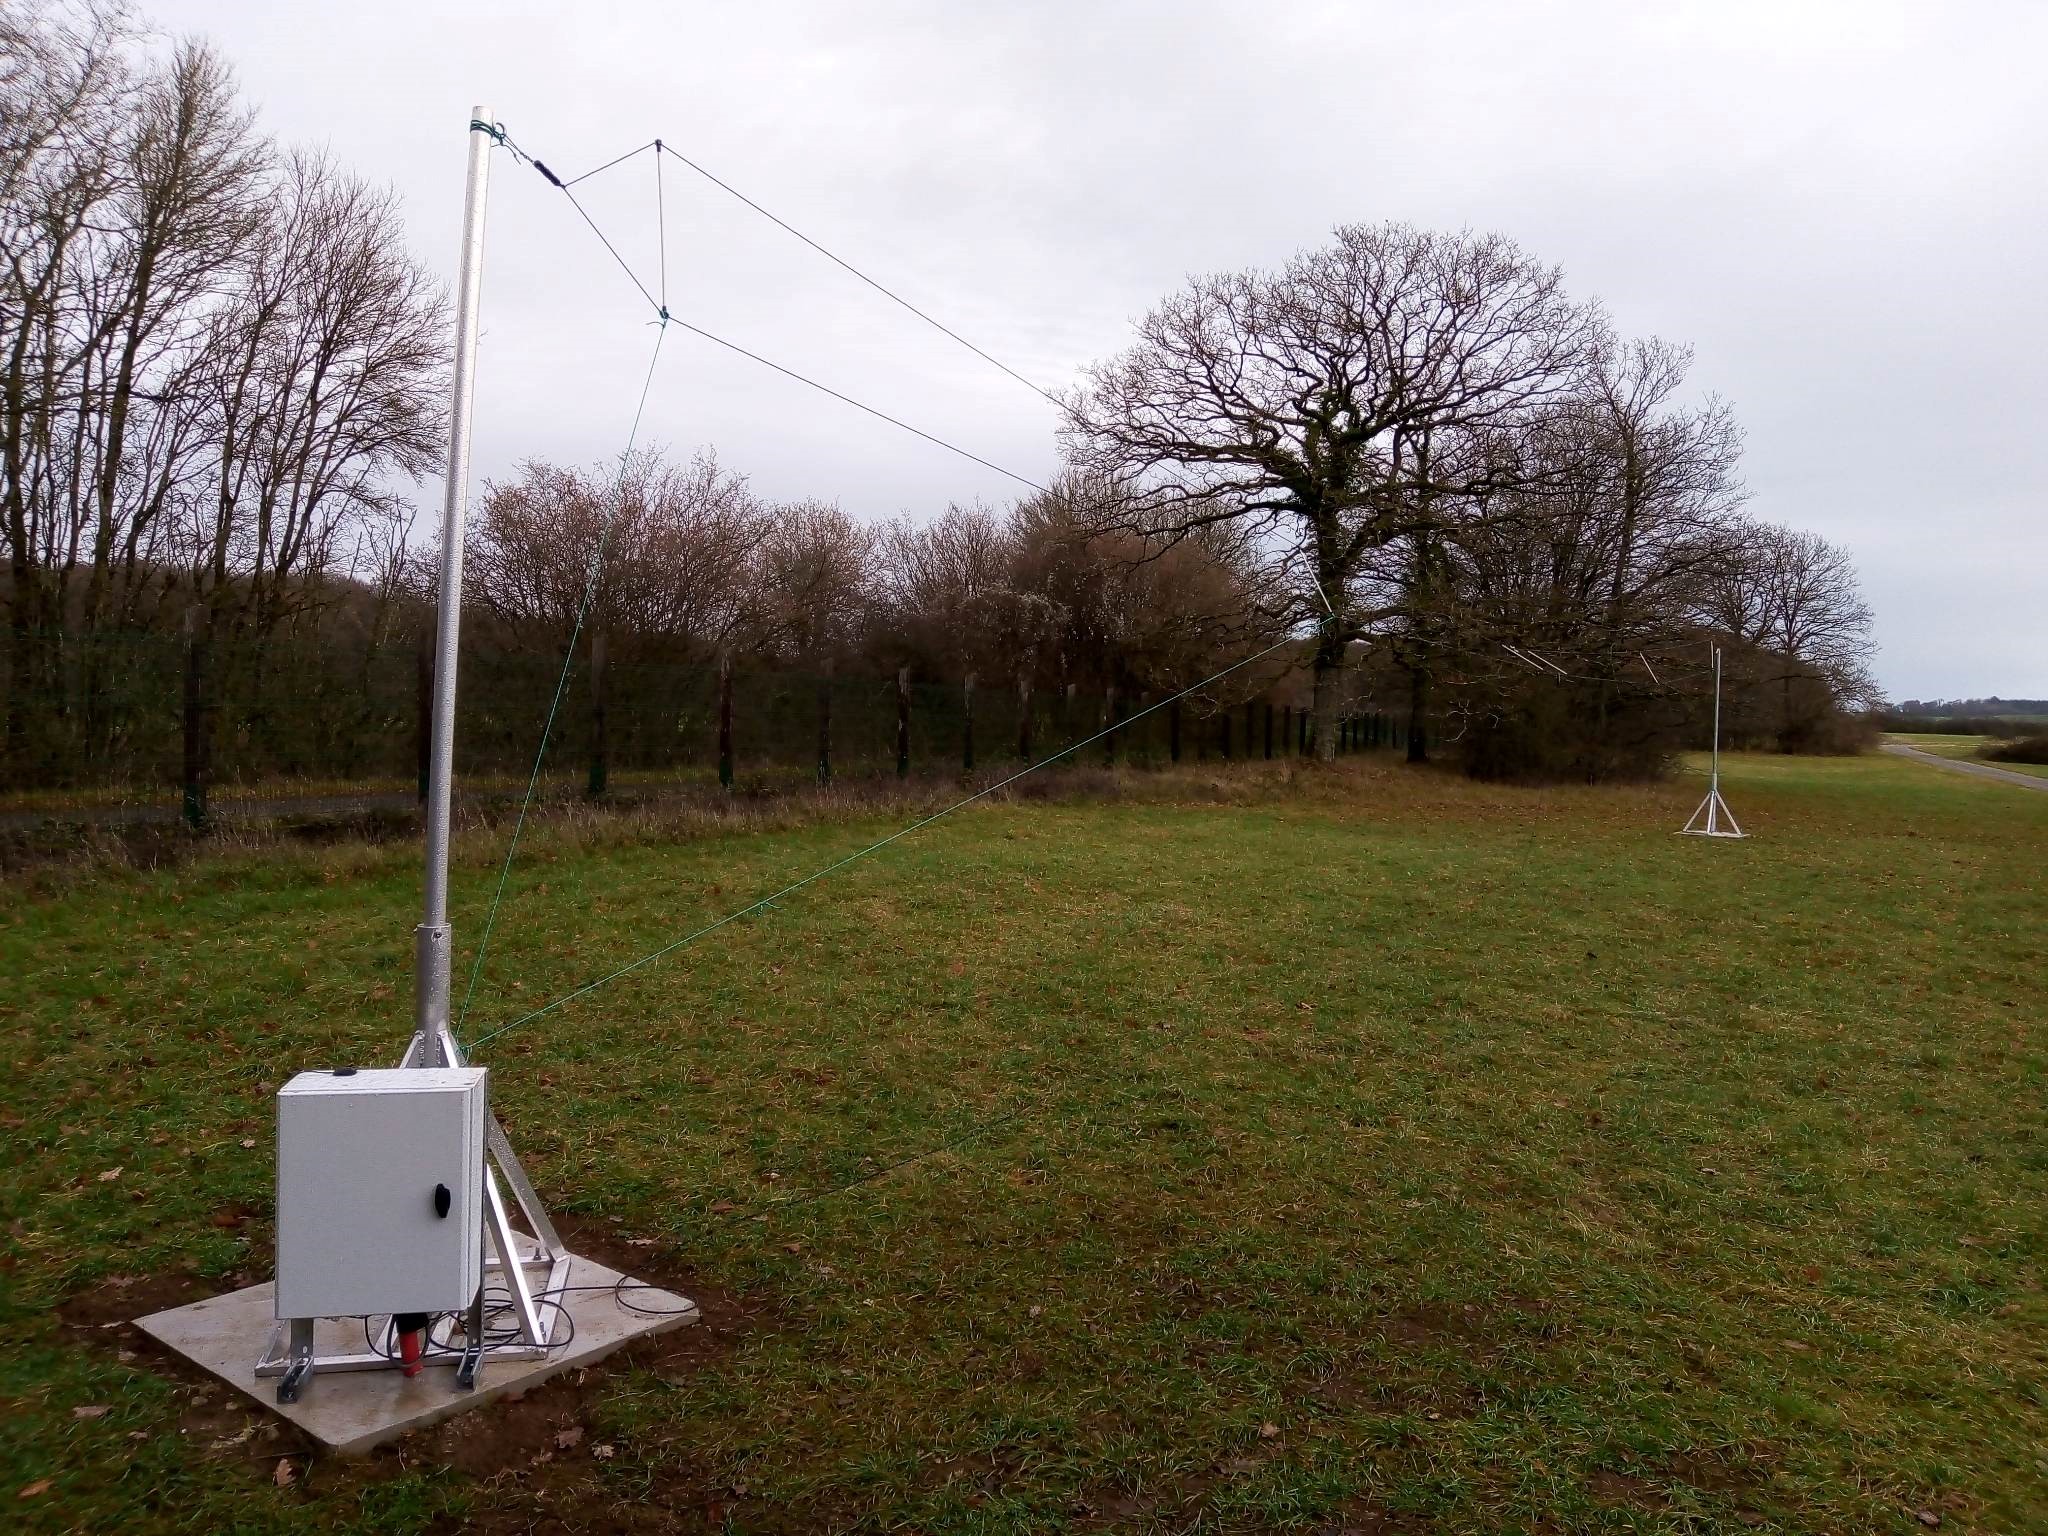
[1681,643,1745,839]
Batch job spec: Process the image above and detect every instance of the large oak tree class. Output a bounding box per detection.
[1062,222,1600,756]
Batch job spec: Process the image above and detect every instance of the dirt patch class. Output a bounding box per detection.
[1380,1296,1556,1358]
[1667,1449,1766,1495]
[63,1224,780,1532]
[1072,1468,1220,1532]
[58,1265,231,1329]
[1588,1467,1665,1509]
[1309,1371,1481,1423]
[1312,1496,1430,1535]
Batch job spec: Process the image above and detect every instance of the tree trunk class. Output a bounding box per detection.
[1310,632,1344,762]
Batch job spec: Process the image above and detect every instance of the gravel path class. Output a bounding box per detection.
[1880,742,2048,792]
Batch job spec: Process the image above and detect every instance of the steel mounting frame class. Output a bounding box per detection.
[255,1027,570,1392]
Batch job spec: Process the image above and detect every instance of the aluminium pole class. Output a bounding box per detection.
[416,108,494,1066]
[1710,645,1723,800]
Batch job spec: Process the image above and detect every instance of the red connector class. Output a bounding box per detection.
[393,1312,429,1377]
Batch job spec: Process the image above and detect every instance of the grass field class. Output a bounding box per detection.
[2,751,2043,1533]
[1886,732,2048,780]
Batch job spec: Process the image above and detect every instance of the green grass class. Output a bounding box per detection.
[1886,732,2048,780]
[2,752,2044,1533]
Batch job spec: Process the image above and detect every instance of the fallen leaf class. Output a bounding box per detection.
[240,1138,257,1150]
[96,1167,123,1183]
[272,1458,297,1488]
[17,1479,52,1499]
[708,1200,735,1215]
[1028,1305,1043,1319]
[783,1242,803,1254]
[554,1426,584,1450]
[1915,1513,1941,1529]
[1258,1422,1281,1440]
[70,1406,109,1421]
[592,1443,616,1460]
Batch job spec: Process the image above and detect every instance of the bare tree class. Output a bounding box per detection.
[748,497,875,668]
[1707,521,1877,741]
[178,149,442,639]
[1373,338,1744,780]
[1063,222,1601,756]
[2,0,136,761]
[466,448,764,659]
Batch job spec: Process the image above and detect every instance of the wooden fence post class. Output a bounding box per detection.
[1103,682,1118,765]
[717,652,734,790]
[1263,701,1274,760]
[587,629,608,798]
[415,634,432,804]
[181,607,211,833]
[896,667,911,777]
[962,673,975,772]
[816,673,832,785]
[1017,673,1033,761]
[1245,700,1257,761]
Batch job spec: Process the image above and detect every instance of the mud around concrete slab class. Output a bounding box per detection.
[135,1255,696,1455]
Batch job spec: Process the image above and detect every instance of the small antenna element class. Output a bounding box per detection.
[1681,643,1746,838]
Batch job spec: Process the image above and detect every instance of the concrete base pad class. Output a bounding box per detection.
[135,1256,696,1455]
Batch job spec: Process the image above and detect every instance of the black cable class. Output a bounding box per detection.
[564,139,659,188]
[657,143,1066,411]
[665,317,1047,492]
[518,142,1049,494]
[558,181,665,317]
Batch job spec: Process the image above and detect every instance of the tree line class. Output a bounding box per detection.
[3,3,1879,808]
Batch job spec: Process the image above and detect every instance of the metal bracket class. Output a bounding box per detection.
[258,1030,567,1396]
[454,1287,485,1390]
[275,1318,314,1404]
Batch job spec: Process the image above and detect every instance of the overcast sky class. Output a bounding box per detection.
[152,0,2047,700]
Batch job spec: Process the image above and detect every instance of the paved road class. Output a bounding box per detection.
[1881,742,2048,793]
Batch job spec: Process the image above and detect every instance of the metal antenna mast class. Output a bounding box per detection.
[256,108,571,1399]
[1681,643,1746,839]
[416,108,494,1064]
